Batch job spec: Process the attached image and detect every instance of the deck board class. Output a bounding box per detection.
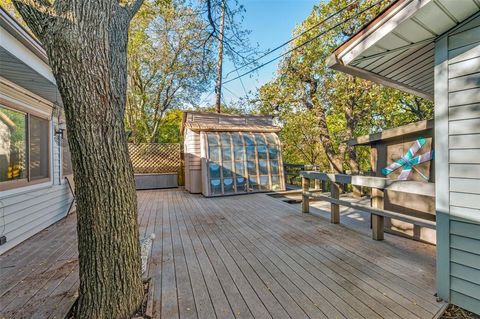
[0,189,444,319]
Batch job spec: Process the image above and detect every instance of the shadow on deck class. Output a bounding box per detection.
[0,189,445,318]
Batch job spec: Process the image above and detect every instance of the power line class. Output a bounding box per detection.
[224,0,358,79]
[223,0,387,85]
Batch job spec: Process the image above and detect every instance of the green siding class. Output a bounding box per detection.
[436,11,480,315]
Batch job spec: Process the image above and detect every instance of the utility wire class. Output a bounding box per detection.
[224,0,358,78]
[223,0,387,85]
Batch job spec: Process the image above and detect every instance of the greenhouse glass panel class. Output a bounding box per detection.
[208,133,219,145]
[204,130,283,196]
[259,159,268,175]
[232,133,243,145]
[270,160,279,174]
[259,175,269,188]
[235,161,245,176]
[222,146,232,161]
[236,174,246,192]
[222,161,233,177]
[209,162,221,179]
[265,133,277,144]
[268,145,278,159]
[271,175,281,191]
[257,145,267,160]
[247,160,257,175]
[246,146,256,161]
[234,145,245,161]
[210,179,222,195]
[243,133,255,146]
[209,146,220,162]
[220,132,231,146]
[255,133,266,145]
[248,176,259,191]
[223,178,234,193]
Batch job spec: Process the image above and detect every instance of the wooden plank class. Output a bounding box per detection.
[228,194,440,317]
[301,177,310,214]
[330,182,340,224]
[306,193,436,229]
[300,172,435,197]
[371,188,385,241]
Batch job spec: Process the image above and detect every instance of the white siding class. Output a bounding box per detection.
[0,93,73,255]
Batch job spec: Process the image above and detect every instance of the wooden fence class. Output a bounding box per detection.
[300,171,435,241]
[128,143,181,174]
[128,143,181,189]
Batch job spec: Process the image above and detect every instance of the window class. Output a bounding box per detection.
[0,105,50,190]
[205,131,283,196]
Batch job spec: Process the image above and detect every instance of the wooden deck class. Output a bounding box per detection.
[0,189,445,319]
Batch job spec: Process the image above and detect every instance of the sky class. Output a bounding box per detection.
[204,0,320,105]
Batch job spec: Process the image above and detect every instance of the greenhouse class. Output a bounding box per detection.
[182,111,285,197]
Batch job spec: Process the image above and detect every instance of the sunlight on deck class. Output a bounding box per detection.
[0,189,444,319]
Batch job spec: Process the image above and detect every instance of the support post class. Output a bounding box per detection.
[352,185,362,198]
[302,176,310,213]
[314,179,321,190]
[371,187,385,240]
[330,181,340,224]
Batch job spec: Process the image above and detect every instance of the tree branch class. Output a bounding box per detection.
[123,0,144,19]
[12,0,55,39]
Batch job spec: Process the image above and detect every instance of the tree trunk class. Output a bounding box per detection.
[13,1,144,318]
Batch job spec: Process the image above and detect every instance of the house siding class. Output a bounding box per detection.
[0,92,73,255]
[436,12,480,314]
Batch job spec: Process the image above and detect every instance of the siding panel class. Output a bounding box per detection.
[450,178,480,194]
[450,192,480,209]
[450,248,480,269]
[444,14,480,314]
[449,118,480,134]
[451,263,480,286]
[449,87,480,106]
[449,133,480,147]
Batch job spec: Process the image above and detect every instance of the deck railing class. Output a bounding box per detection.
[300,171,436,241]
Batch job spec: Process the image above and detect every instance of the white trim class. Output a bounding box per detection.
[0,76,53,118]
[434,34,451,302]
[338,0,433,65]
[0,25,55,84]
[0,181,53,199]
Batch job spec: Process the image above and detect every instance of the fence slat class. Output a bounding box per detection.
[128,143,181,174]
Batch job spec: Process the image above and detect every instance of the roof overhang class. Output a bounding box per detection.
[0,8,62,106]
[328,0,480,101]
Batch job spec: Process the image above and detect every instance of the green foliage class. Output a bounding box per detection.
[125,0,216,143]
[257,0,433,172]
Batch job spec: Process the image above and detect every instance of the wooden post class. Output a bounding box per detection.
[314,179,321,190]
[302,176,310,213]
[352,185,361,198]
[371,187,384,240]
[330,181,340,224]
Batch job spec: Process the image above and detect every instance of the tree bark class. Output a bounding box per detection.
[12,1,144,318]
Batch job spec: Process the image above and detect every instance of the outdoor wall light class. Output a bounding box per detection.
[55,122,66,138]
